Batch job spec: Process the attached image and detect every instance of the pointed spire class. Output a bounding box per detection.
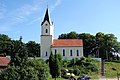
[41,8,51,25]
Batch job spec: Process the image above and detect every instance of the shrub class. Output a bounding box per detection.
[73,68,81,76]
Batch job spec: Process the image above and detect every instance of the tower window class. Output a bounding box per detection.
[77,50,79,56]
[46,52,47,56]
[63,49,65,56]
[70,50,72,56]
[45,29,48,33]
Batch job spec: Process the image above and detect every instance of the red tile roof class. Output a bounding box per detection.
[0,57,10,66]
[52,39,83,47]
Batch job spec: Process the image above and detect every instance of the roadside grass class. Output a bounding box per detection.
[104,62,120,78]
[87,60,101,79]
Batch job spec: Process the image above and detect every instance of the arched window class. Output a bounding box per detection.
[77,50,79,56]
[45,29,48,33]
[70,50,72,56]
[63,49,65,56]
[46,52,47,56]
[55,49,57,55]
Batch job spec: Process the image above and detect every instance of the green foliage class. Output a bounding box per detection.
[49,53,62,78]
[104,62,120,78]
[26,41,40,57]
[0,34,40,58]
[62,57,98,76]
[0,34,12,56]
[10,38,28,67]
[49,52,55,78]
[62,58,70,68]
[28,58,51,80]
[58,32,120,60]
[0,37,50,80]
[0,58,51,80]
[54,55,61,77]
[0,64,39,80]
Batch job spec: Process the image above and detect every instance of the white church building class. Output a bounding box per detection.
[40,8,83,59]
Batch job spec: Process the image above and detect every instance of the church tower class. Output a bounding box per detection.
[41,8,54,59]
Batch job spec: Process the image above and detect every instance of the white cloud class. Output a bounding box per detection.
[50,0,61,12]
[0,0,61,33]
[28,17,42,25]
[0,0,45,33]
[29,0,62,25]
[12,0,44,24]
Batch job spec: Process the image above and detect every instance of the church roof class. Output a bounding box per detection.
[52,39,83,47]
[41,8,51,25]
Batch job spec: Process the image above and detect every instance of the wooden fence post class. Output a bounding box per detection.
[117,73,120,80]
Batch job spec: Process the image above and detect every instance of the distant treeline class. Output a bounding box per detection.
[58,31,120,60]
[0,34,40,57]
[1,32,120,60]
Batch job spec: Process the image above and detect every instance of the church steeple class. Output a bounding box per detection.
[41,8,51,25]
[41,8,54,59]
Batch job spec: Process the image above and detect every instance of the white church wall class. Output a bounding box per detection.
[41,35,52,59]
[51,46,83,59]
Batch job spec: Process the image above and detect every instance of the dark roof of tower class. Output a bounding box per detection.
[41,8,51,25]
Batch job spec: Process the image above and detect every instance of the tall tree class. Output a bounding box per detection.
[58,31,120,60]
[49,53,62,78]
[26,41,40,57]
[67,31,78,39]
[54,54,61,78]
[49,52,55,78]
[0,34,12,56]
[10,37,28,67]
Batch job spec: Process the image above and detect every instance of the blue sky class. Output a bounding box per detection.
[0,0,120,43]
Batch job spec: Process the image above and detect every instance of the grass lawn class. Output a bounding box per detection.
[104,62,120,78]
[87,60,101,79]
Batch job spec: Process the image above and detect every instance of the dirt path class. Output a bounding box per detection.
[92,78,118,80]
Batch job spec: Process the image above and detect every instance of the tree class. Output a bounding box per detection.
[58,33,68,39]
[95,32,105,59]
[28,58,51,80]
[58,31,78,39]
[49,52,55,78]
[78,33,96,57]
[10,37,28,67]
[67,31,78,39]
[54,54,61,78]
[0,37,50,80]
[26,41,40,57]
[95,32,119,60]
[49,53,62,78]
[0,37,39,80]
[58,31,120,60]
[0,34,12,56]
[1,58,51,80]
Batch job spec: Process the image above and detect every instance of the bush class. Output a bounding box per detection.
[61,57,99,76]
[68,68,74,73]
[73,68,81,76]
